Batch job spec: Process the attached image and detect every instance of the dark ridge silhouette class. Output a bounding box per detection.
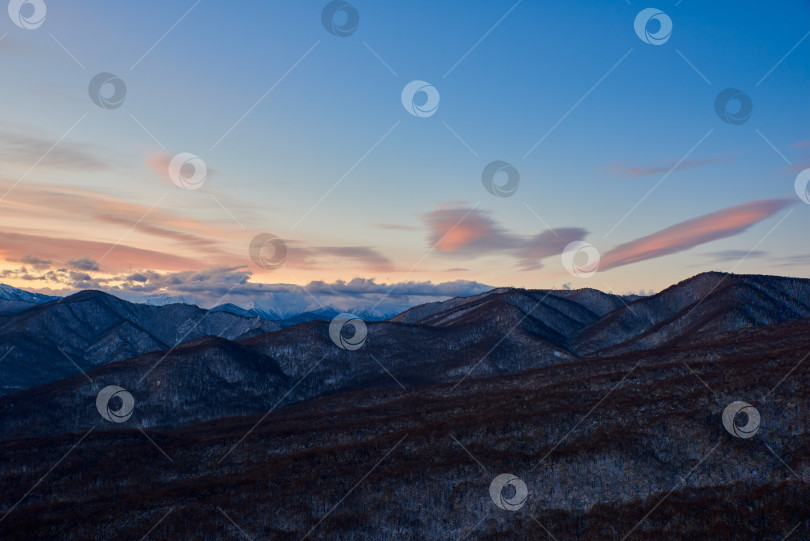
[0,272,808,539]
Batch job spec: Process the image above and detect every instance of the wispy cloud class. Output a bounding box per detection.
[0,231,203,272]
[0,178,246,267]
[6,254,52,270]
[422,205,585,270]
[774,139,810,175]
[701,249,769,262]
[608,156,725,178]
[0,123,113,171]
[313,246,394,272]
[94,213,222,250]
[782,155,810,175]
[0,178,233,238]
[600,198,794,270]
[143,150,224,187]
[144,151,173,184]
[772,254,810,267]
[373,223,420,231]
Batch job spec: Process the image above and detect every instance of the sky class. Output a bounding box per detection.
[0,0,809,311]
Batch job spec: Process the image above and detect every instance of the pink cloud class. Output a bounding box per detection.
[0,178,245,255]
[422,206,586,270]
[144,152,173,184]
[435,219,493,252]
[0,231,205,272]
[143,150,220,188]
[600,198,794,270]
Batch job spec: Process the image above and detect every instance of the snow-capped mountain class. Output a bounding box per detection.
[211,302,396,326]
[0,284,59,314]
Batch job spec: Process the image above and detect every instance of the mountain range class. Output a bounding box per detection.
[0,284,58,315]
[0,272,807,539]
[0,284,396,323]
[0,290,281,395]
[0,285,398,395]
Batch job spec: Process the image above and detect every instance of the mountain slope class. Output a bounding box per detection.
[0,284,58,315]
[0,314,807,540]
[391,287,633,347]
[0,290,280,395]
[572,272,810,355]
[0,305,586,438]
[0,336,291,439]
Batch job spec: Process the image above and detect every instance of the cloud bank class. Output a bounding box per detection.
[1,265,492,317]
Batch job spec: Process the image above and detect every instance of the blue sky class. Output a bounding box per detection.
[0,0,808,308]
